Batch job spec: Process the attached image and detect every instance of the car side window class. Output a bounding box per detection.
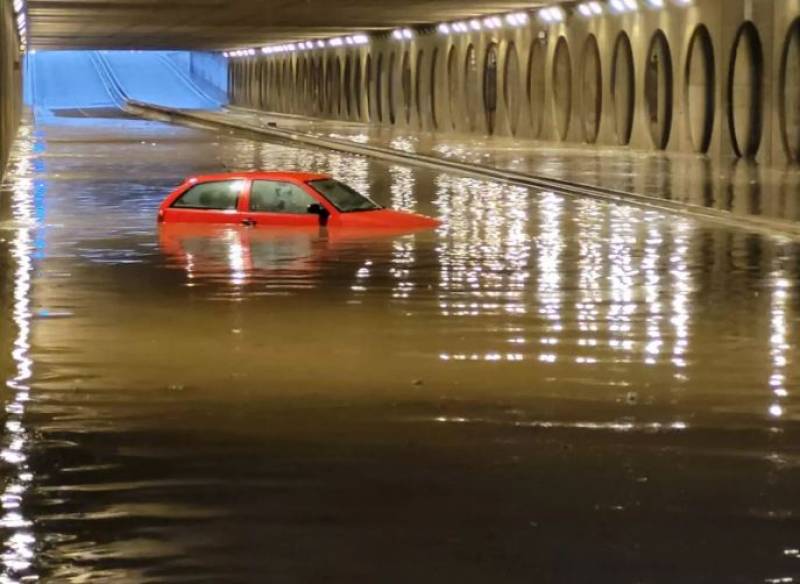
[172,180,242,210]
[250,180,318,214]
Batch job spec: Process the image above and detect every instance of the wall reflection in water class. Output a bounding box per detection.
[638,156,800,222]
[1,126,38,581]
[375,132,800,224]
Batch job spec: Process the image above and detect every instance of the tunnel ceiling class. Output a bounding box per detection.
[27,0,567,50]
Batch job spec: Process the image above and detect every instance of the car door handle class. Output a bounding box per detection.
[240,218,257,227]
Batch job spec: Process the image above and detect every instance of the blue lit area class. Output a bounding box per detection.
[25,50,227,116]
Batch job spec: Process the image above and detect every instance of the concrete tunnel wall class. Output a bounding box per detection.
[228,0,800,168]
[0,0,22,179]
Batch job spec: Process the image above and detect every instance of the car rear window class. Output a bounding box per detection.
[172,180,243,210]
[307,179,380,212]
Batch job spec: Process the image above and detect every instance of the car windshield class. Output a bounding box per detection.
[308,179,381,212]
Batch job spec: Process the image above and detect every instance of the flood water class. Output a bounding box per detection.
[1,115,799,583]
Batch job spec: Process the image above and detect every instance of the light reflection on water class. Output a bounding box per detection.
[669,220,692,380]
[641,213,663,366]
[0,117,799,580]
[607,205,636,364]
[389,165,416,301]
[769,263,793,418]
[536,192,563,364]
[575,199,604,364]
[1,126,38,582]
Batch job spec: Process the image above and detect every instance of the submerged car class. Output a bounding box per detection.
[158,171,440,230]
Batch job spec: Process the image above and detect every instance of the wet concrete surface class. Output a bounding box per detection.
[0,114,799,582]
[216,107,800,226]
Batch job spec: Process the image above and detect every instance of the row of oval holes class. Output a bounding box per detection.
[235,20,800,162]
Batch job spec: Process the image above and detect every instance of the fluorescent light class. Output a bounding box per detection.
[351,34,369,45]
[391,28,414,40]
[610,0,638,12]
[538,6,565,23]
[436,10,529,34]
[13,0,23,13]
[509,12,530,26]
[577,1,604,17]
[645,0,664,8]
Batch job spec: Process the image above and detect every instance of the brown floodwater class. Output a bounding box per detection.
[1,115,799,583]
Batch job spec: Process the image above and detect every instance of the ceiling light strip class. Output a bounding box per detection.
[222,0,695,58]
[12,0,27,50]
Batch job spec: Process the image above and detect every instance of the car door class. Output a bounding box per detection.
[163,179,247,224]
[241,179,327,227]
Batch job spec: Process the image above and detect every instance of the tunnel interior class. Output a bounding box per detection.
[1,1,800,582]
[3,1,800,172]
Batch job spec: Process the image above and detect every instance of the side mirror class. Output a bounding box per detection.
[307,203,330,218]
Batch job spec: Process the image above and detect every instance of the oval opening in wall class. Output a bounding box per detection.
[727,21,764,159]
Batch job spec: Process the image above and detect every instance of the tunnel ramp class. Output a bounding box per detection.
[31,51,119,111]
[98,51,220,110]
[28,51,223,116]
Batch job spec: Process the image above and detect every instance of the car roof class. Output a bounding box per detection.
[187,171,331,183]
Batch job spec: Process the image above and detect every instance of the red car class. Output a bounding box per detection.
[158,171,440,230]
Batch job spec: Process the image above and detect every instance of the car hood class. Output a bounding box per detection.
[331,209,440,230]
